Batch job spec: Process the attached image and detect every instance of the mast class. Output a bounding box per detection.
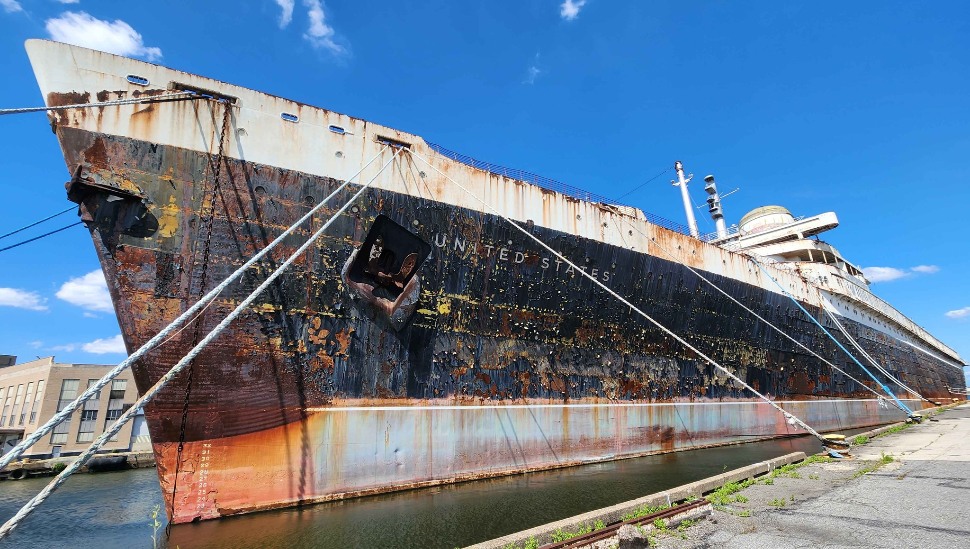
[704,174,728,239]
[673,161,700,238]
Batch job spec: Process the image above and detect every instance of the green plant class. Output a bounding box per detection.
[523,537,538,549]
[853,435,870,445]
[734,494,748,503]
[594,519,605,531]
[622,503,670,521]
[51,461,67,474]
[762,477,774,485]
[149,504,162,549]
[808,474,820,480]
[768,498,787,507]
[738,510,751,517]
[550,523,593,542]
[652,518,668,533]
[706,479,754,506]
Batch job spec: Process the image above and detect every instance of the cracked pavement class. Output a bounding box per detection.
[657,403,970,549]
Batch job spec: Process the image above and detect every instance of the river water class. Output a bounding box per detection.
[0,435,824,548]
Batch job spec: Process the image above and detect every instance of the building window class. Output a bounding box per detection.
[76,379,102,444]
[51,379,80,445]
[104,380,128,441]
[28,380,44,424]
[109,379,127,401]
[56,379,80,412]
[10,384,24,427]
[19,382,34,426]
[0,386,10,426]
[77,409,98,443]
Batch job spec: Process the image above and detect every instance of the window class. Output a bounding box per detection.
[105,380,127,439]
[28,380,43,424]
[57,379,80,412]
[10,384,24,427]
[76,380,101,444]
[0,386,9,426]
[109,379,127,401]
[77,409,98,443]
[19,382,34,426]
[51,379,79,445]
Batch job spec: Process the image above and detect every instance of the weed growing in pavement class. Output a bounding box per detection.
[621,503,670,522]
[853,453,896,478]
[550,522,594,542]
[853,435,870,445]
[738,510,752,517]
[768,498,787,507]
[706,479,755,506]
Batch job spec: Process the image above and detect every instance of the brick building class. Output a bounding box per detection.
[0,356,149,458]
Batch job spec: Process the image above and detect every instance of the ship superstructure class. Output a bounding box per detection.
[23,39,965,524]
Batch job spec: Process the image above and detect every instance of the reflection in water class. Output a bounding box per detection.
[1,435,823,549]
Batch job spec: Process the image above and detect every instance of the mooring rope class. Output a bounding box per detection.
[0,144,391,472]
[0,148,401,539]
[0,91,202,116]
[0,206,75,240]
[408,148,826,442]
[0,222,82,254]
[749,259,917,416]
[631,226,906,413]
[821,307,936,405]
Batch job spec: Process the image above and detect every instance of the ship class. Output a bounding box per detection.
[25,39,966,524]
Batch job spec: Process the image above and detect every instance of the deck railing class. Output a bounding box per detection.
[426,141,694,237]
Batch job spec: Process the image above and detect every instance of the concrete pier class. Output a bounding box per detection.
[661,403,970,548]
[0,450,155,480]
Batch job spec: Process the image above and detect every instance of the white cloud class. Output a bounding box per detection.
[862,265,941,283]
[29,340,44,349]
[862,266,908,283]
[945,307,970,319]
[82,334,126,354]
[45,11,162,61]
[1,0,23,14]
[0,288,48,311]
[560,0,587,21]
[302,0,345,54]
[50,343,77,352]
[524,65,541,85]
[56,0,81,4]
[274,0,294,28]
[56,270,114,312]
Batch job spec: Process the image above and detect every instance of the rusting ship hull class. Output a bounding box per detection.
[26,40,966,523]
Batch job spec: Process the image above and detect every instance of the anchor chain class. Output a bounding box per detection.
[168,100,233,530]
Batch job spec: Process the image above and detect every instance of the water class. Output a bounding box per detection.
[1,435,823,548]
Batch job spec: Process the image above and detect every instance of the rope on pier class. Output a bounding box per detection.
[632,227,906,413]
[749,260,918,416]
[0,143,391,473]
[0,91,202,116]
[0,148,402,540]
[408,147,827,443]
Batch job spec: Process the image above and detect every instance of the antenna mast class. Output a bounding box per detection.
[704,174,728,239]
[673,161,700,238]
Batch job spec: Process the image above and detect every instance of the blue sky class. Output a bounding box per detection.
[0,1,967,381]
